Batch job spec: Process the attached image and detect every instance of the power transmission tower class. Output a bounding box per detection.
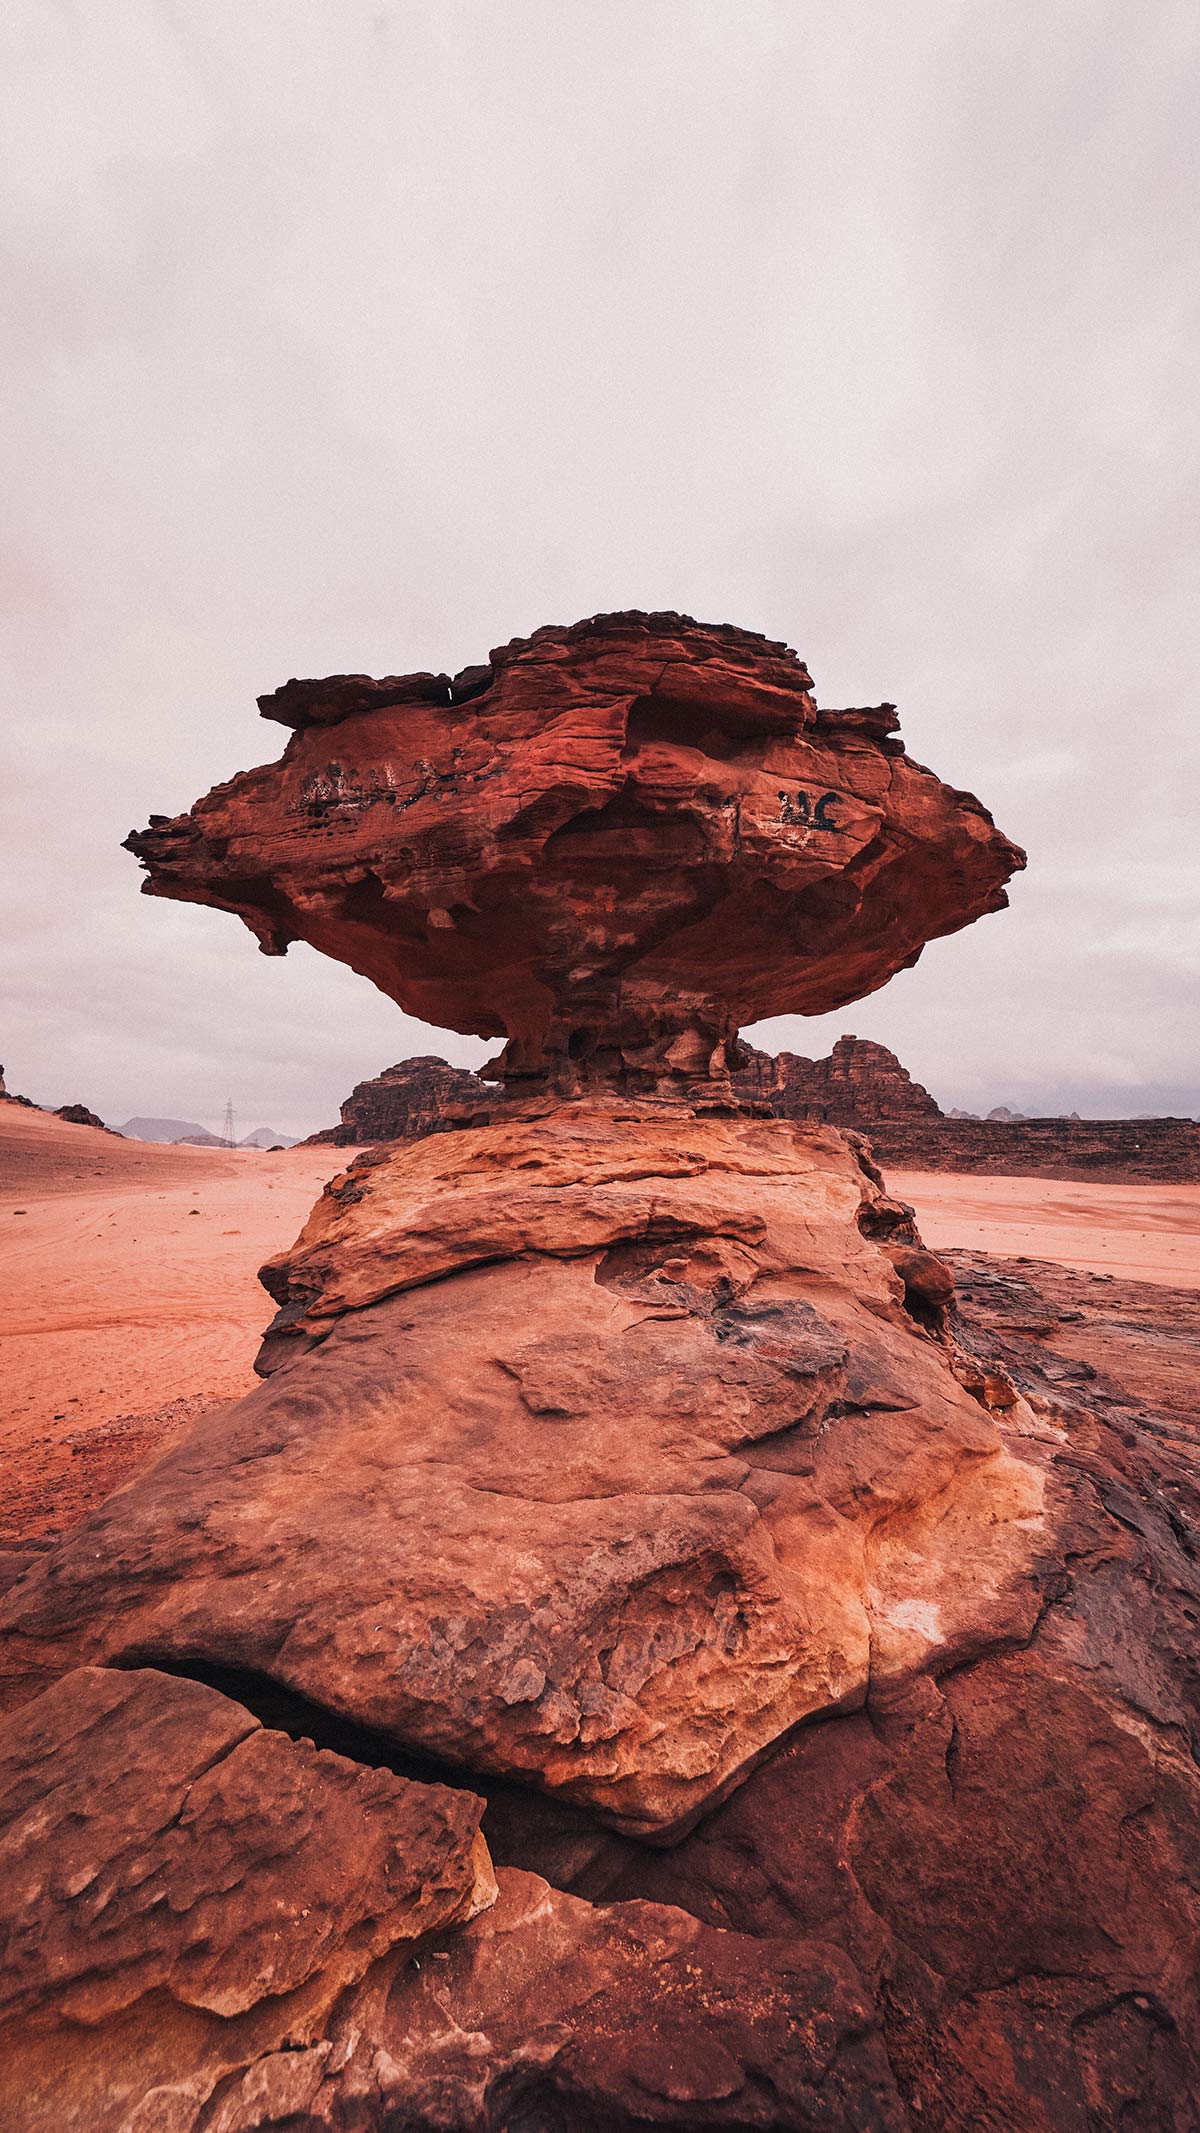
[222,1097,235,1149]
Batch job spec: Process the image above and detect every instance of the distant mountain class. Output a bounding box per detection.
[119,1116,211,1143]
[118,1116,299,1149]
[986,1105,1027,1122]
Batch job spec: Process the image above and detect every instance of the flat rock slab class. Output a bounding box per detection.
[0,1112,1050,1839]
[0,1665,495,2133]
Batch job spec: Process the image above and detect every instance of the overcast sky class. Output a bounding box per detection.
[3,2,1197,1136]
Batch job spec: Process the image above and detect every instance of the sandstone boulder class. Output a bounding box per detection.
[124,612,1023,1090]
[0,1106,1047,1842]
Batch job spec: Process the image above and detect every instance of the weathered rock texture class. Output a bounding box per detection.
[0,1108,1048,1843]
[946,1248,1200,1425]
[543,1252,1200,2131]
[5,614,1193,2128]
[310,1052,490,1146]
[0,1664,495,2133]
[256,1865,906,2131]
[733,1032,943,1121]
[125,612,1023,1090]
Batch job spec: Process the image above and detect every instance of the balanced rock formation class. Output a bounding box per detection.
[124,612,1022,1091]
[3,613,1196,2128]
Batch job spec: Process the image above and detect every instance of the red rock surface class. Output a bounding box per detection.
[0,1107,1051,1843]
[291,1865,905,2130]
[547,1253,1200,2129]
[6,613,1193,2126]
[734,1031,943,1121]
[309,1052,490,1146]
[0,1664,494,2133]
[125,613,1023,1090]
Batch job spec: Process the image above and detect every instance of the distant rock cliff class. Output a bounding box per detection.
[310,1055,491,1146]
[317,1039,1200,1181]
[733,1032,943,1122]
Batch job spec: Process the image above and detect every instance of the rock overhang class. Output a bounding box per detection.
[124,613,1025,1090]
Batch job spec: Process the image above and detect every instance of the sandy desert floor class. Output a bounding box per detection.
[2,1102,1197,1542]
[0,1105,343,1541]
[892,1168,1200,1289]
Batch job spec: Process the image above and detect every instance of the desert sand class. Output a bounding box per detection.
[0,1104,341,1539]
[893,1167,1200,1288]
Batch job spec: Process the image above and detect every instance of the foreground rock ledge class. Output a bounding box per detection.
[0,1665,906,2131]
[0,1665,495,2133]
[0,1106,1048,1841]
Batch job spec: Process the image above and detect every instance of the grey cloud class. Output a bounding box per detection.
[2,0,1197,1132]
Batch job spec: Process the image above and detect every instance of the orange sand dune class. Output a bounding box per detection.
[891,1168,1200,1289]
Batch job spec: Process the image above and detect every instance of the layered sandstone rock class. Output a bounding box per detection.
[5,613,1194,2127]
[0,1107,1048,1842]
[124,612,1023,1091]
[734,1031,943,1122]
[0,1664,494,2133]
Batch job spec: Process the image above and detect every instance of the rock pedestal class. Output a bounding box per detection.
[1,615,1196,2129]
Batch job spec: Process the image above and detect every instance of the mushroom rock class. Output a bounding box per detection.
[123,612,1024,1091]
[9,615,1196,2126]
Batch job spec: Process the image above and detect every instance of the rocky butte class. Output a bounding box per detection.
[1,612,1197,2130]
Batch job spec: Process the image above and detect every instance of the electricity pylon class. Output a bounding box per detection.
[222,1097,235,1149]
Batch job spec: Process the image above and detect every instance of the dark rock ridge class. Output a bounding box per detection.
[316,1037,1200,1181]
[0,1070,112,1130]
[310,1053,490,1146]
[869,1111,1200,1181]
